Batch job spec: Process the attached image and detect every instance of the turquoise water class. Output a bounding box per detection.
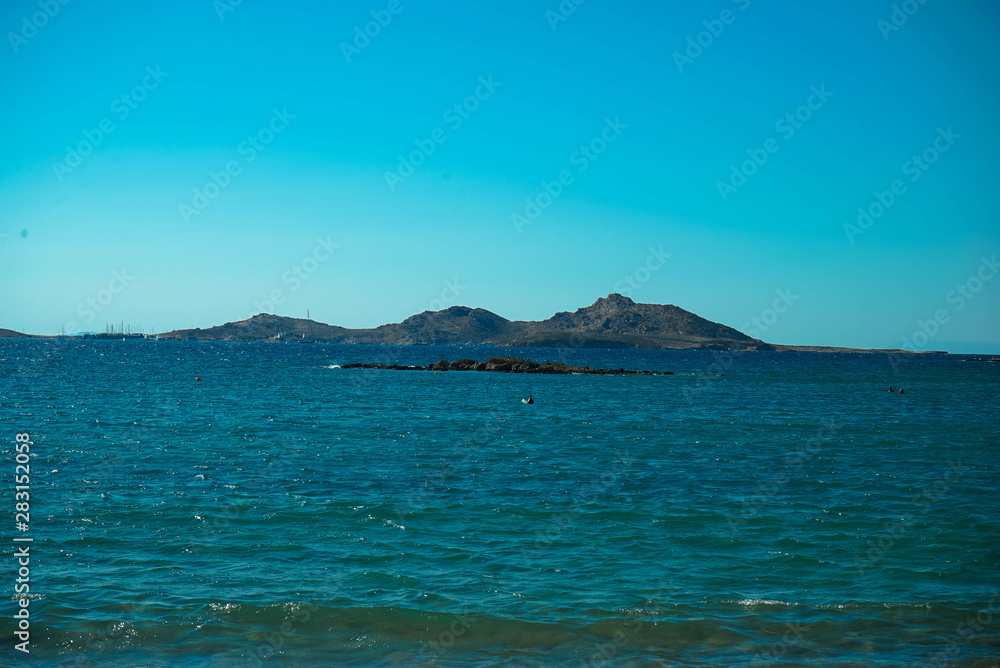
[1,340,998,667]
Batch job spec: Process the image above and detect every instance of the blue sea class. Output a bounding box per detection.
[1,339,998,667]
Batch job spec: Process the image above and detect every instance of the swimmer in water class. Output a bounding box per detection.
[899,388,904,394]
[888,386,893,392]
[523,395,534,404]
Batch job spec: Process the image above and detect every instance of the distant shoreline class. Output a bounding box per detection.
[0,332,952,355]
[0,294,957,354]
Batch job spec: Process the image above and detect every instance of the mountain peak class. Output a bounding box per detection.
[596,293,635,306]
[581,294,637,314]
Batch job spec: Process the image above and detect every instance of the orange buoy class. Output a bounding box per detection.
[195,377,202,381]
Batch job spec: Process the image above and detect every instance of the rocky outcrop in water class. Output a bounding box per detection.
[340,357,672,375]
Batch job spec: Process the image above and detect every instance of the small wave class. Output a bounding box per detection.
[323,364,341,369]
[721,598,938,613]
[9,593,44,601]
[721,598,799,608]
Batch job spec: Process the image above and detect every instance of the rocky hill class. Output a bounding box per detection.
[353,306,514,345]
[506,293,761,350]
[158,294,773,350]
[160,314,360,342]
[0,328,34,338]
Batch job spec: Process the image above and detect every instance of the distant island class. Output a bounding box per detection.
[0,328,37,339]
[0,294,943,353]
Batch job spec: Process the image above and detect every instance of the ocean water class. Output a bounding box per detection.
[1,339,998,667]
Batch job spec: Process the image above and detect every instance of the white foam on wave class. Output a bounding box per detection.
[721,598,799,608]
[720,598,931,611]
[323,364,341,369]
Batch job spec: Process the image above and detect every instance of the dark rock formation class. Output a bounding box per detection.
[340,357,672,375]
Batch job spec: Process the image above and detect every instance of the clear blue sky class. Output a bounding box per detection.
[2,0,998,352]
